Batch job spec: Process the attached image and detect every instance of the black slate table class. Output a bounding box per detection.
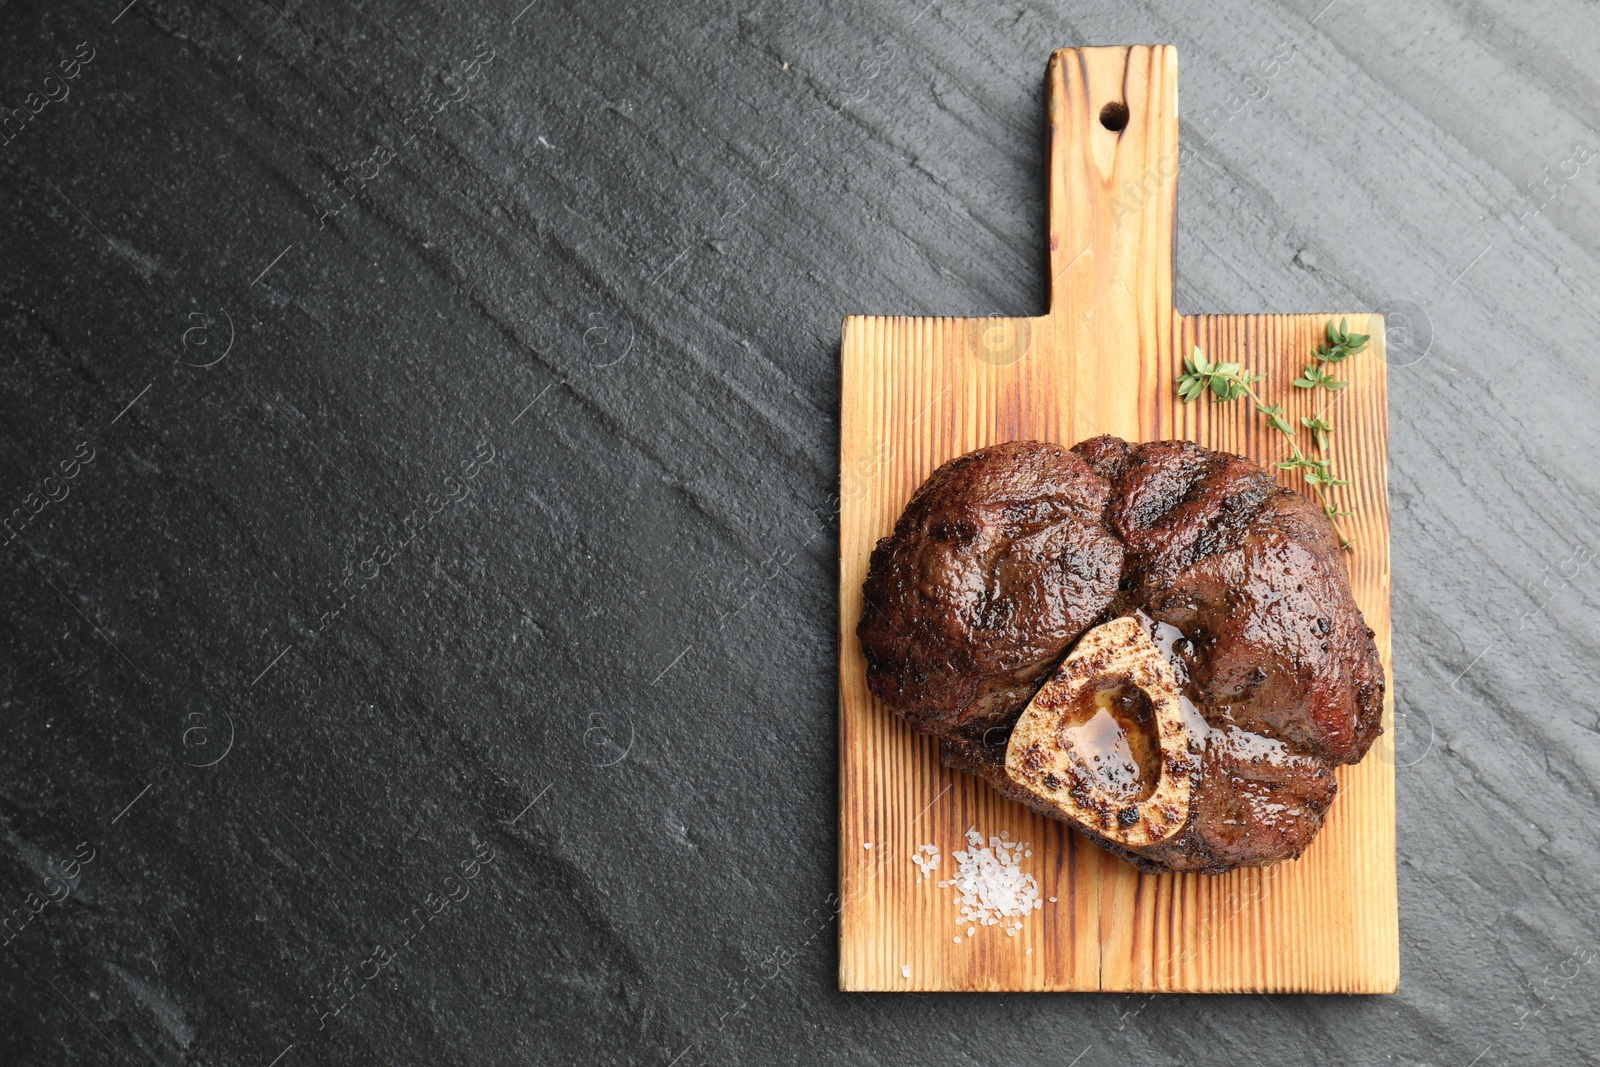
[3,0,1597,1063]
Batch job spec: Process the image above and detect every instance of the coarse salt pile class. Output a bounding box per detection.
[910,843,940,883]
[938,827,1042,938]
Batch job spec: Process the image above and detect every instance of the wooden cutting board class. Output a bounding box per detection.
[838,45,1397,993]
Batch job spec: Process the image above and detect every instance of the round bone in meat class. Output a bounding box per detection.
[1005,617,1198,850]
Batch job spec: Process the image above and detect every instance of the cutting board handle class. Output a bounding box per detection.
[1046,46,1178,438]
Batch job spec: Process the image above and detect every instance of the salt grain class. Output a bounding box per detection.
[934,825,1042,942]
[901,963,911,978]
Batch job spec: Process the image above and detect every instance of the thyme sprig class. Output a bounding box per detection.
[1300,414,1331,452]
[1175,319,1367,550]
[1291,317,1368,393]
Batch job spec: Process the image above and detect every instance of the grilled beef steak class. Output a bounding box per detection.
[857,441,1123,745]
[858,436,1385,874]
[1075,436,1384,766]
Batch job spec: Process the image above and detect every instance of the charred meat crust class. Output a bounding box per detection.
[859,436,1386,874]
[940,692,1341,874]
[857,441,1124,739]
[1075,436,1385,767]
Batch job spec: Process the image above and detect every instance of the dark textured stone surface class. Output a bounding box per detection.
[2,0,1597,1063]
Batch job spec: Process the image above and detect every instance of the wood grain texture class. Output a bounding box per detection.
[838,46,1397,993]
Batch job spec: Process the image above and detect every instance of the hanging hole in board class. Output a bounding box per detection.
[1099,101,1129,132]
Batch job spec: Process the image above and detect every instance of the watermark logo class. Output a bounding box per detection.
[177,302,234,368]
[170,699,235,767]
[1387,701,1434,769]
[579,708,633,768]
[970,318,1032,367]
[581,309,633,368]
[1373,299,1431,368]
